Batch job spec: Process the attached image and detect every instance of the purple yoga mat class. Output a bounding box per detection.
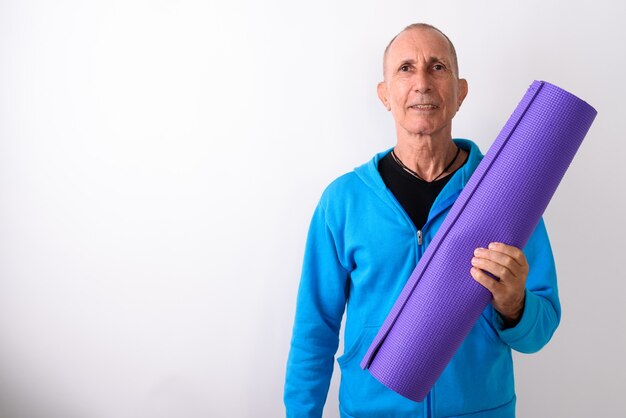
[360,80,597,402]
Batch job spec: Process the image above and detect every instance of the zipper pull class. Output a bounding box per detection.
[417,229,423,246]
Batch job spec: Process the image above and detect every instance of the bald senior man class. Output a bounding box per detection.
[285,23,560,418]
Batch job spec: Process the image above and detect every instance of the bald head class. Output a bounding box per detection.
[383,23,459,78]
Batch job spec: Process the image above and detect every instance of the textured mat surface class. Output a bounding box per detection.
[360,81,597,402]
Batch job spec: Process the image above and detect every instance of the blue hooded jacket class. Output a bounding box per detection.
[285,139,561,418]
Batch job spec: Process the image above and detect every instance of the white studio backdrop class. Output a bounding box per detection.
[0,1,624,417]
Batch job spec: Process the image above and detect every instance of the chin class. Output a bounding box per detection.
[400,118,451,137]
[404,125,438,136]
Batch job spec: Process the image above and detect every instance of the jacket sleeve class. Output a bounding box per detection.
[493,218,562,353]
[284,200,349,418]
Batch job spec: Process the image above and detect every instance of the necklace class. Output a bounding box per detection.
[391,146,460,183]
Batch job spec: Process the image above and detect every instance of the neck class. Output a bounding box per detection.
[393,132,458,182]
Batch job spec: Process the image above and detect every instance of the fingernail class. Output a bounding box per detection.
[488,242,497,250]
[474,248,483,256]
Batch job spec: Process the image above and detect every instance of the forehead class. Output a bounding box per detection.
[386,27,453,65]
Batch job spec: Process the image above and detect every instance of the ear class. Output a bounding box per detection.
[457,78,468,110]
[377,81,391,111]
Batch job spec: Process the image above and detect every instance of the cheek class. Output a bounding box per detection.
[391,80,411,100]
[390,94,409,116]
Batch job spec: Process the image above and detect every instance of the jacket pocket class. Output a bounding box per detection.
[434,317,515,417]
[337,325,374,367]
[337,326,420,417]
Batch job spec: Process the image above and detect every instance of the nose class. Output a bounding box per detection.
[413,69,432,94]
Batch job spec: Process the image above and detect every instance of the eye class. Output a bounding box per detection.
[400,64,410,72]
[433,63,446,71]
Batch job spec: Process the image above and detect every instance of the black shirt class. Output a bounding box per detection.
[378,151,465,229]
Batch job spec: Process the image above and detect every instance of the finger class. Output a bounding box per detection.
[474,246,523,273]
[471,256,514,280]
[487,242,527,268]
[470,266,501,294]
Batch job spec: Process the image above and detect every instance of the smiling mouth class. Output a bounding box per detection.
[409,104,439,110]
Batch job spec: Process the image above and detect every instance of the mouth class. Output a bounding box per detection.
[409,104,439,110]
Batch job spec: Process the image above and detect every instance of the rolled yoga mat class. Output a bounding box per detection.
[360,80,597,402]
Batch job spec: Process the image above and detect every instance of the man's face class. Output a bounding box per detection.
[378,27,468,138]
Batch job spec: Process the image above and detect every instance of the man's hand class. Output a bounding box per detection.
[470,242,529,328]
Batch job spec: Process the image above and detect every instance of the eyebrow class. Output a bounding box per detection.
[396,57,450,68]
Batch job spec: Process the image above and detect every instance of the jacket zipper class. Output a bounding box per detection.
[417,227,432,417]
[426,390,433,417]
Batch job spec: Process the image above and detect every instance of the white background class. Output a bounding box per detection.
[1,1,624,417]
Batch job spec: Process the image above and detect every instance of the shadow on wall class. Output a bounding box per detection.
[0,387,88,418]
[0,374,220,418]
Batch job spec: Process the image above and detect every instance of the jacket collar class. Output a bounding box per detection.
[354,139,484,213]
